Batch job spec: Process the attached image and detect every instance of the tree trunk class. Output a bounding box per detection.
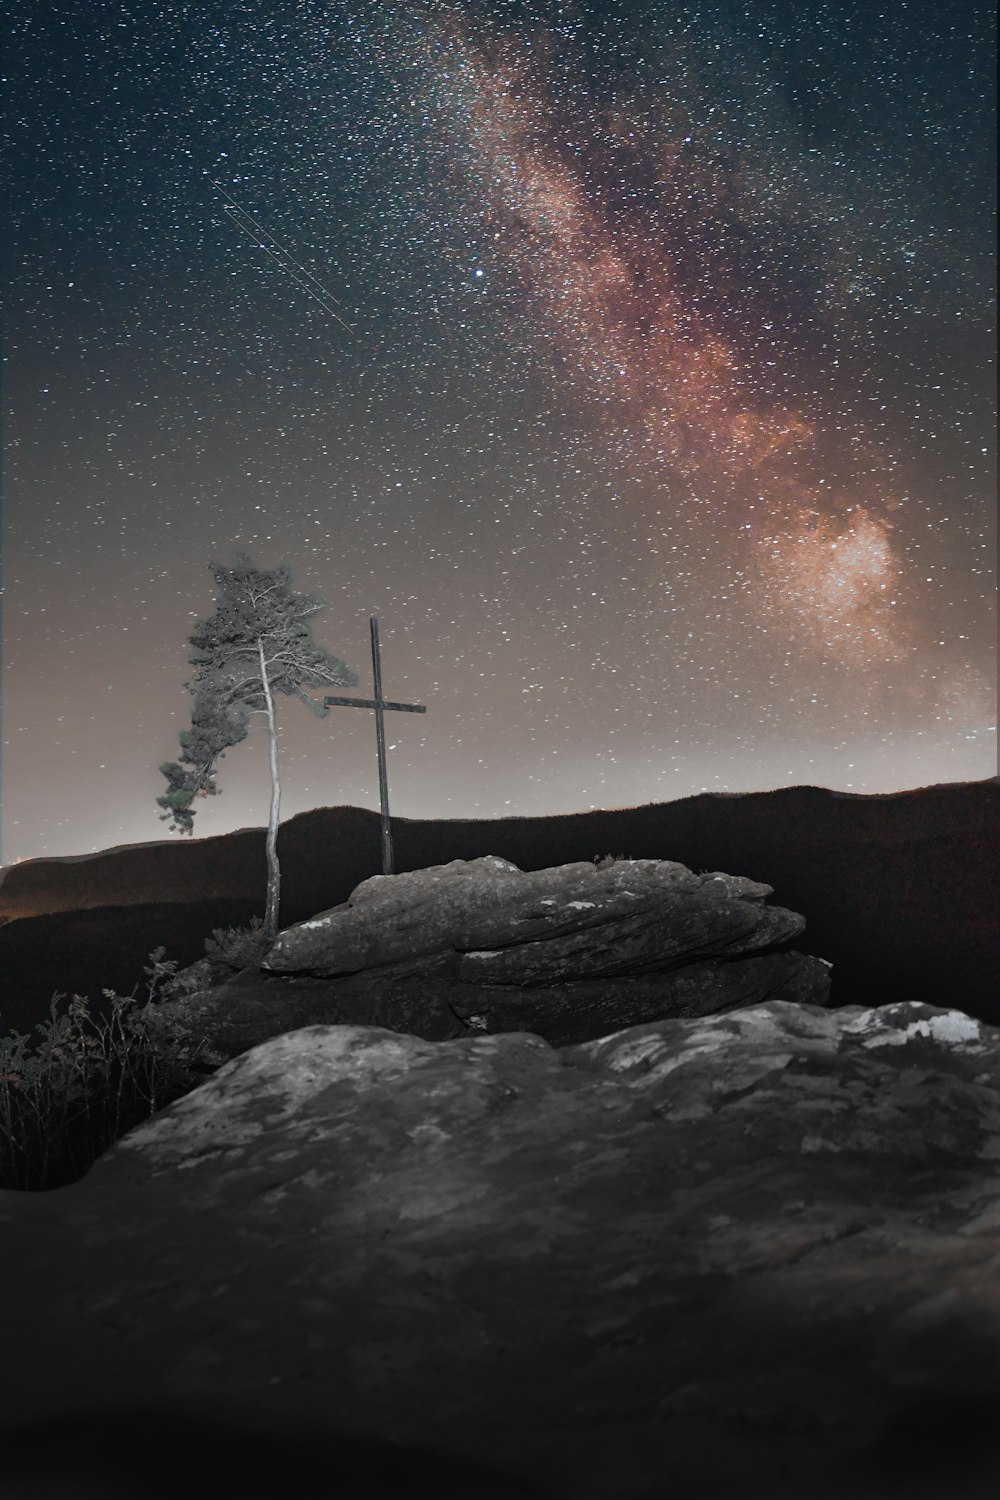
[257,638,281,942]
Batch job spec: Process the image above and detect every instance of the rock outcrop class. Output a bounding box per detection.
[263,855,804,979]
[4,778,998,1030]
[3,999,998,1498]
[146,855,830,1066]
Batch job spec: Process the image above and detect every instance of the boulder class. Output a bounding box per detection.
[145,856,830,1067]
[3,999,999,1499]
[262,855,804,979]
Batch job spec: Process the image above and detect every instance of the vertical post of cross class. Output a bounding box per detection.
[369,617,393,875]
[322,618,427,878]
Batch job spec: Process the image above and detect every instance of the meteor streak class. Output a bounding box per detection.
[209,177,355,335]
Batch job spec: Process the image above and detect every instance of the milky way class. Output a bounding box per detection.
[2,0,995,864]
[387,3,912,660]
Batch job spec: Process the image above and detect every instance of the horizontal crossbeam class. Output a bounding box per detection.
[322,695,426,714]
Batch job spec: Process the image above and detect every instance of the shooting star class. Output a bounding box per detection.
[209,177,356,336]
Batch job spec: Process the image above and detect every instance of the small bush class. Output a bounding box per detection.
[0,947,211,1192]
[203,915,272,970]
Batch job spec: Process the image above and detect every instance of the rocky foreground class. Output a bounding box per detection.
[2,856,998,1497]
[2,998,999,1497]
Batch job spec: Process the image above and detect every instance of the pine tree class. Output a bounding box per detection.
[157,552,358,941]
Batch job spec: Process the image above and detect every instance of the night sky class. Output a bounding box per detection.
[2,0,995,867]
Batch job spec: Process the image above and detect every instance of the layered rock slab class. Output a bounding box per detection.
[3,1000,998,1498]
[262,854,805,980]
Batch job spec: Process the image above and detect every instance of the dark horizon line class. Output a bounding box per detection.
[2,771,998,875]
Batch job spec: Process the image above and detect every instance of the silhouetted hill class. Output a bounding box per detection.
[1,780,998,1034]
[0,900,269,1036]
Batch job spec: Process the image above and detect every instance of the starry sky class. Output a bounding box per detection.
[2,0,996,867]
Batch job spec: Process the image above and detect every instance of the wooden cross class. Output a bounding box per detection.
[323,617,426,876]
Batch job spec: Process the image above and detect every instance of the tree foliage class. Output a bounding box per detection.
[157,552,358,835]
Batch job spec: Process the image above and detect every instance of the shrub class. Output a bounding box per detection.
[203,915,272,970]
[0,947,211,1192]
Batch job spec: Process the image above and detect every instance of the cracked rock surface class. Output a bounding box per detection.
[3,998,999,1497]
